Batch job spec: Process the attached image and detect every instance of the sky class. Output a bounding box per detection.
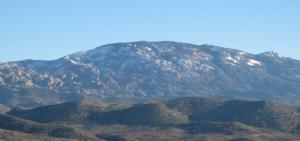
[0,0,300,62]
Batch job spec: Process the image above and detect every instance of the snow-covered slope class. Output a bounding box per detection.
[1,41,300,107]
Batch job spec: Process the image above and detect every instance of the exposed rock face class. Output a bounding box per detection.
[1,41,300,107]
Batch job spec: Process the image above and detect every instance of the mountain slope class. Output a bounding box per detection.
[6,97,300,141]
[9,100,189,126]
[0,114,100,140]
[9,97,300,133]
[8,101,127,123]
[1,41,300,107]
[0,128,80,141]
[89,102,189,125]
[191,100,300,132]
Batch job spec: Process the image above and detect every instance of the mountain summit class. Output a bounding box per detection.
[1,41,300,107]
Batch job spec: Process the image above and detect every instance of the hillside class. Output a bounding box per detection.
[1,41,300,107]
[9,97,300,132]
[5,97,300,141]
[0,128,80,141]
[0,114,100,141]
[191,100,300,132]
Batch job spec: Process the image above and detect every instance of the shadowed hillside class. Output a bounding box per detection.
[0,114,100,141]
[9,97,300,134]
[4,97,300,140]
[89,102,189,125]
[191,100,300,132]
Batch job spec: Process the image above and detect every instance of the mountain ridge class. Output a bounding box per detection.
[2,96,300,141]
[8,97,300,132]
[1,41,300,107]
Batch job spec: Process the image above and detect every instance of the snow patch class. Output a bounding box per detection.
[239,52,246,55]
[155,59,173,71]
[59,82,64,87]
[225,56,239,64]
[64,56,81,65]
[247,59,262,66]
[69,59,80,65]
[192,52,213,60]
[156,46,175,52]
[261,51,282,58]
[196,64,214,72]
[136,47,156,58]
[176,59,193,68]
[145,47,152,51]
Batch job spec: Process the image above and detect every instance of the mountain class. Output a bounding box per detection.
[6,97,300,141]
[1,41,300,107]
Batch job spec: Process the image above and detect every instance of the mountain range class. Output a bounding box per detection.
[1,41,300,108]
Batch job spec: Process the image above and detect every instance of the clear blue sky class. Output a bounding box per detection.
[1,0,300,61]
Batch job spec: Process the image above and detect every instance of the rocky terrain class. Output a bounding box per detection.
[1,41,300,108]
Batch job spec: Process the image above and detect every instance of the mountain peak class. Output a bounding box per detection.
[259,51,281,58]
